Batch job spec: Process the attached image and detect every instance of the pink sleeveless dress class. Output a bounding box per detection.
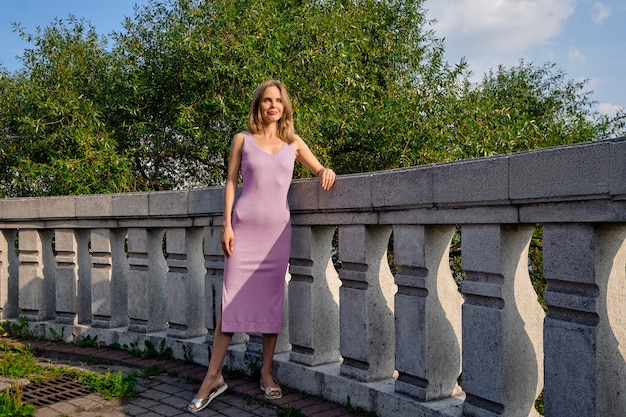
[221,131,295,333]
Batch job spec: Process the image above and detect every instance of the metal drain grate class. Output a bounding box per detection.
[19,375,92,407]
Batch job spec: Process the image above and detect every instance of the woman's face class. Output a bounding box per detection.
[260,85,284,125]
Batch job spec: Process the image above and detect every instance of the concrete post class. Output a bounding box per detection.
[18,229,55,321]
[90,228,128,329]
[127,228,168,333]
[543,224,626,417]
[338,225,395,382]
[277,274,292,354]
[462,224,544,417]
[595,225,626,417]
[54,229,90,325]
[288,225,340,366]
[0,230,19,319]
[394,225,463,401]
[166,227,207,339]
[203,226,222,339]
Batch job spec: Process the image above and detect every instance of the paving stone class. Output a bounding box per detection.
[301,401,341,415]
[151,403,187,415]
[150,381,187,394]
[10,337,357,417]
[159,392,190,409]
[66,395,107,410]
[130,396,161,409]
[121,403,151,416]
[308,410,355,417]
[221,406,263,417]
[48,400,80,415]
[140,387,173,401]
[34,407,63,417]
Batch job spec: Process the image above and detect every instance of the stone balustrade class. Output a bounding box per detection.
[1,137,625,417]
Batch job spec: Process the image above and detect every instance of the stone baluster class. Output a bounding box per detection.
[203,225,223,339]
[277,274,292,353]
[543,224,626,417]
[288,225,340,366]
[461,224,544,417]
[90,228,128,328]
[54,229,90,325]
[338,225,395,382]
[18,229,55,321]
[166,227,207,339]
[127,228,168,333]
[0,230,19,319]
[595,225,626,417]
[394,225,463,401]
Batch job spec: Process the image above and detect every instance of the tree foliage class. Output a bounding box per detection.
[433,62,624,161]
[0,17,134,196]
[0,0,624,196]
[111,0,463,187]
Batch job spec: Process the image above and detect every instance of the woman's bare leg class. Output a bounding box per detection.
[189,314,233,406]
[260,333,281,397]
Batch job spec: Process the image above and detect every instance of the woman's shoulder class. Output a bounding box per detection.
[292,134,311,157]
[291,134,305,146]
[231,132,246,151]
[233,131,247,142]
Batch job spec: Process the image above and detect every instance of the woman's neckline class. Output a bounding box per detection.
[247,131,287,156]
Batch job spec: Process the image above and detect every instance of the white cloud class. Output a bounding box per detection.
[568,46,586,63]
[423,0,626,112]
[596,102,623,117]
[425,0,577,57]
[592,2,611,24]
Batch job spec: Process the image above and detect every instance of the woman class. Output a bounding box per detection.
[188,80,336,413]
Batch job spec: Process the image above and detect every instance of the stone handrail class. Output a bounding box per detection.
[1,137,625,417]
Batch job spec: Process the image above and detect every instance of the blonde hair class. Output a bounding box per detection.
[248,79,296,144]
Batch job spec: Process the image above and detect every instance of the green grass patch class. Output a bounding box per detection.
[0,384,36,417]
[0,340,136,408]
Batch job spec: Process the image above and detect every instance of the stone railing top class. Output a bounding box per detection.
[1,137,625,227]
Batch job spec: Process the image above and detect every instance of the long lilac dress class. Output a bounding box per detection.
[221,131,295,334]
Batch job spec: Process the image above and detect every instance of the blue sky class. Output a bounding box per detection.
[424,0,625,117]
[0,0,143,66]
[1,0,624,117]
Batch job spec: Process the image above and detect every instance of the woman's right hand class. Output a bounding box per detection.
[222,226,235,257]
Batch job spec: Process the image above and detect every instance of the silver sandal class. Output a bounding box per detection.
[260,380,283,400]
[188,376,228,413]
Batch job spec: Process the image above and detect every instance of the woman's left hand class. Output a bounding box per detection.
[319,168,336,190]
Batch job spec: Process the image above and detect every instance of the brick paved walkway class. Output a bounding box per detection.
[2,338,363,417]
